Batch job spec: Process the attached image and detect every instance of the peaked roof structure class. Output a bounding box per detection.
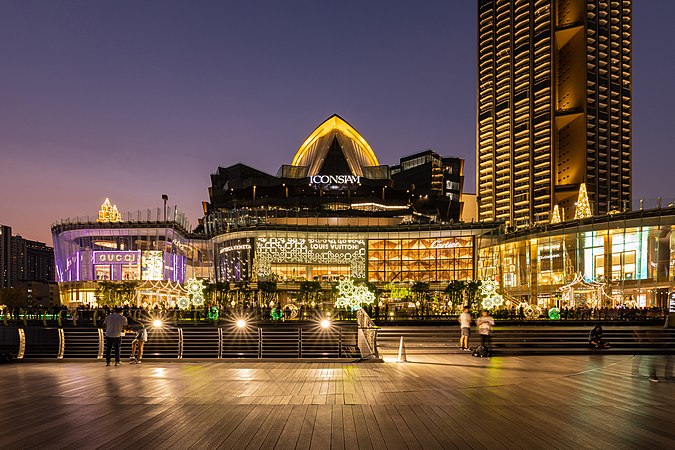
[291,114,379,177]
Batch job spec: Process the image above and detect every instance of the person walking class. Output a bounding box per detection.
[477,310,495,350]
[103,307,127,367]
[458,306,472,351]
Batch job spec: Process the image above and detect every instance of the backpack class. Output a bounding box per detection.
[472,346,490,358]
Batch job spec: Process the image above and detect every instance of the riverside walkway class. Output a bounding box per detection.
[0,354,673,449]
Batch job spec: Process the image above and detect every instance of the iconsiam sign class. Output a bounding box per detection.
[334,279,375,311]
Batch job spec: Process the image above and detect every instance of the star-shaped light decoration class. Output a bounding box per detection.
[479,279,503,310]
[334,279,375,311]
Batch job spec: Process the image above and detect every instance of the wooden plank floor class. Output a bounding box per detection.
[0,354,673,449]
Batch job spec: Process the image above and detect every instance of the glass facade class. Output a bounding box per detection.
[53,205,675,310]
[368,237,473,282]
[478,212,675,308]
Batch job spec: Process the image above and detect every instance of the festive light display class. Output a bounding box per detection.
[548,307,561,320]
[185,278,206,307]
[574,183,592,220]
[283,304,299,319]
[97,198,122,223]
[479,279,503,310]
[559,273,613,308]
[334,279,375,311]
[177,296,191,309]
[551,205,561,224]
[518,302,541,319]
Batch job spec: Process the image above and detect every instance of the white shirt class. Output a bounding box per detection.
[459,312,472,328]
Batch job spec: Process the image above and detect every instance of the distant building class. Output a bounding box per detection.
[0,225,11,289]
[0,224,55,288]
[10,235,55,283]
[0,225,57,305]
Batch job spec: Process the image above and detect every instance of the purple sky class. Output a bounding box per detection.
[1,1,673,245]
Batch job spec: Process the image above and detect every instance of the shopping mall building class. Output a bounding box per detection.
[52,116,675,310]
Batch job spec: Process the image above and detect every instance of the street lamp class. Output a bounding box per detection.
[162,194,168,221]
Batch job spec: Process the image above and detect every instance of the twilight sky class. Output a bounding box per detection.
[1,0,674,244]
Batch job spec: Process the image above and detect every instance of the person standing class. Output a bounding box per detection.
[458,307,472,351]
[128,317,147,364]
[477,310,495,350]
[103,307,127,367]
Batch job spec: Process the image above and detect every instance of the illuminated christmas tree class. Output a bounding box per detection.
[551,205,561,224]
[574,183,592,220]
[97,198,122,222]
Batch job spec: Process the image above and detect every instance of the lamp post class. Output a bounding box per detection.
[162,194,168,221]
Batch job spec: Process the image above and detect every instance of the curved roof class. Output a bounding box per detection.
[291,114,379,177]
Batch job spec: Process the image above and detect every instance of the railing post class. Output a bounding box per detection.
[258,328,262,358]
[339,327,342,358]
[17,328,25,359]
[217,328,223,359]
[57,329,65,359]
[298,328,302,358]
[178,328,183,359]
[97,328,104,359]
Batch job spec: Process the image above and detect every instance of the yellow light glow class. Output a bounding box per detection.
[291,114,379,174]
[236,319,247,328]
[152,319,163,328]
[97,198,122,223]
[551,205,561,224]
[320,319,331,329]
[574,183,592,219]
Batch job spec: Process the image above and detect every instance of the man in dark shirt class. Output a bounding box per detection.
[103,307,128,366]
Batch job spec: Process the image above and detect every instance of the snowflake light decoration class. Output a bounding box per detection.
[334,279,375,311]
[177,296,191,310]
[479,279,503,310]
[186,278,206,307]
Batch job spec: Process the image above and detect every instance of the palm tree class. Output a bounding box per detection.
[299,280,323,305]
[258,281,278,306]
[465,280,482,310]
[444,280,466,308]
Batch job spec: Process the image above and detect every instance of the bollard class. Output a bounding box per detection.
[396,336,408,363]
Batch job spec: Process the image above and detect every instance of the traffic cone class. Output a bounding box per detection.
[396,336,408,363]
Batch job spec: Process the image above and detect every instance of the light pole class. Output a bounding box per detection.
[162,194,168,221]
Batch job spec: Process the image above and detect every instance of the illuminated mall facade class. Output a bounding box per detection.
[52,115,675,310]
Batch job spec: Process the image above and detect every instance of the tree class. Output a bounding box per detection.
[94,281,139,306]
[411,281,430,303]
[258,281,278,306]
[299,280,323,305]
[444,280,466,307]
[465,280,482,309]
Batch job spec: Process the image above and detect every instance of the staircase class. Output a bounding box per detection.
[376,325,675,355]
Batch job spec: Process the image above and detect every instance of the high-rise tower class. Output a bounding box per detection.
[477,0,631,226]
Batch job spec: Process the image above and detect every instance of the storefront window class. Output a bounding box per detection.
[368,237,473,282]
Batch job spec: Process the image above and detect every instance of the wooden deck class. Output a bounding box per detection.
[0,354,673,449]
